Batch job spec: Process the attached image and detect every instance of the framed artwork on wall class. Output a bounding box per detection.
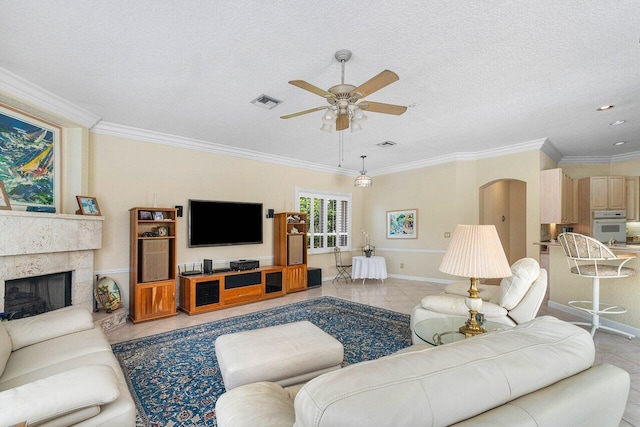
[387,209,418,239]
[0,103,61,210]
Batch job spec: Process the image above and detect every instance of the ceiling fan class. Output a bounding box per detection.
[281,49,407,133]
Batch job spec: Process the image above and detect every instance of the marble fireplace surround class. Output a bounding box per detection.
[0,210,103,313]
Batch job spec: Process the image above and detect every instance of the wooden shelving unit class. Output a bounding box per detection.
[274,212,308,292]
[129,207,178,323]
[179,266,285,315]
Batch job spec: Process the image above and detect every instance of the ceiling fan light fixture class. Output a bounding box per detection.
[350,122,363,133]
[320,123,333,133]
[354,155,373,187]
[322,108,337,123]
[351,108,367,123]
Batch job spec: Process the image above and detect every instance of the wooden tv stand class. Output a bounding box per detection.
[178,266,286,315]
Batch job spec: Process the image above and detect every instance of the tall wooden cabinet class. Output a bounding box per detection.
[129,207,178,323]
[626,176,640,222]
[274,212,308,292]
[540,168,577,224]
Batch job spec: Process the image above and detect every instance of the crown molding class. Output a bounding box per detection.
[91,121,354,176]
[560,150,640,164]
[539,139,563,163]
[371,138,548,176]
[0,67,101,128]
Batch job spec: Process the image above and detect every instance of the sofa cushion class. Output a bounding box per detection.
[4,308,95,351]
[420,295,508,318]
[499,258,540,310]
[0,365,120,427]
[293,316,594,427]
[0,327,114,384]
[0,323,10,377]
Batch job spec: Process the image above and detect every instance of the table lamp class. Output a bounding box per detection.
[439,225,512,336]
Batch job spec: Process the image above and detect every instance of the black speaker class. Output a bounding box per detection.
[203,259,213,274]
[307,267,322,288]
[175,205,183,217]
[266,208,274,218]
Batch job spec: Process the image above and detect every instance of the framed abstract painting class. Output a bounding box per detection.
[0,104,61,209]
[387,209,418,239]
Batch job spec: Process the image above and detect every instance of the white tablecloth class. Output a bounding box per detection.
[352,256,387,284]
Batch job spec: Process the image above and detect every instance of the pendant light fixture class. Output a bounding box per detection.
[354,155,373,187]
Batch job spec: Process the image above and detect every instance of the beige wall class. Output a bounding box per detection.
[363,150,541,283]
[88,133,364,306]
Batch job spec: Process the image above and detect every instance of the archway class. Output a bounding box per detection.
[479,179,527,265]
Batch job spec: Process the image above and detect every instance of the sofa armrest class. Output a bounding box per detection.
[4,308,94,350]
[0,365,120,426]
[216,382,295,427]
[420,295,508,318]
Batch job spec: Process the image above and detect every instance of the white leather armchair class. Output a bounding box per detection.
[410,258,547,344]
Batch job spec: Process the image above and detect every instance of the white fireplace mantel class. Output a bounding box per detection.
[0,210,103,313]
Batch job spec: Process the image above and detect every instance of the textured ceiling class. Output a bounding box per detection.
[1,1,639,173]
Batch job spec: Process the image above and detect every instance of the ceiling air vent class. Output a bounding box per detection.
[251,94,282,110]
[376,140,397,147]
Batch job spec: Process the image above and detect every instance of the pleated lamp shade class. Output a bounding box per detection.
[439,225,512,278]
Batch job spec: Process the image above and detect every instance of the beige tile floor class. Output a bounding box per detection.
[107,277,639,426]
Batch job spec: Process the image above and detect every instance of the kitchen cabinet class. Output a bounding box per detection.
[540,168,577,224]
[626,176,639,222]
[580,176,626,210]
[576,176,627,236]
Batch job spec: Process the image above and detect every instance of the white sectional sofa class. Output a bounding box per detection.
[0,308,135,426]
[215,316,630,427]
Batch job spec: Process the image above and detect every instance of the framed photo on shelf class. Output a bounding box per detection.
[387,209,417,239]
[76,195,101,216]
[0,181,12,210]
[153,211,164,220]
[0,103,61,210]
[138,210,153,220]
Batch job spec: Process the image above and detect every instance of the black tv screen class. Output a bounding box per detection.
[189,200,263,247]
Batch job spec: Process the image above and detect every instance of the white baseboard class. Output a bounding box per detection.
[547,301,639,338]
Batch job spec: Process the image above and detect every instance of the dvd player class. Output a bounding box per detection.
[230,259,259,271]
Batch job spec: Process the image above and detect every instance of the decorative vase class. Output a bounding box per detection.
[365,250,372,258]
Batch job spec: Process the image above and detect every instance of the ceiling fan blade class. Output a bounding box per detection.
[350,70,399,99]
[289,80,334,98]
[336,114,349,131]
[358,101,407,116]
[280,106,327,119]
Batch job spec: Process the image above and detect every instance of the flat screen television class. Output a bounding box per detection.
[188,200,263,247]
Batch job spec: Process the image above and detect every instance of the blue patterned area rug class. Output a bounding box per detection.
[112,296,412,426]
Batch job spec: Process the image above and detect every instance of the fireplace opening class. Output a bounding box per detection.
[4,272,72,320]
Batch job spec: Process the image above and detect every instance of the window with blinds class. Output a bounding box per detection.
[296,189,351,253]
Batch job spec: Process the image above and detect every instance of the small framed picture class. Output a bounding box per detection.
[139,210,153,220]
[153,211,164,220]
[387,209,418,239]
[0,181,11,210]
[76,195,101,216]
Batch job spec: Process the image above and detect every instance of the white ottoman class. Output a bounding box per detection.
[215,321,344,390]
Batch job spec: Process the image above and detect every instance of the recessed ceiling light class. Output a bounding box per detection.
[613,141,626,146]
[610,120,626,126]
[597,105,614,111]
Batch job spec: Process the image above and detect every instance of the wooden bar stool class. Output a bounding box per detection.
[557,232,635,339]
